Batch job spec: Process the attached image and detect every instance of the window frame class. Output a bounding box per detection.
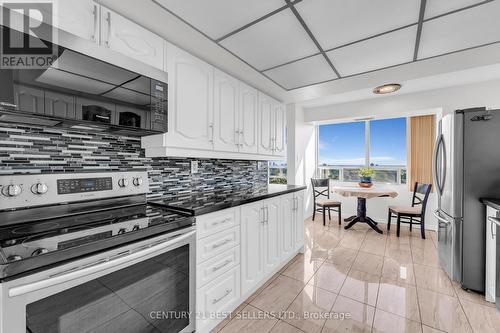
[316,117,408,185]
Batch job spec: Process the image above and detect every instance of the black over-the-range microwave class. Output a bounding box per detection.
[0,26,167,136]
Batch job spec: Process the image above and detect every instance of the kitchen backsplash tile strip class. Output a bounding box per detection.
[0,124,269,201]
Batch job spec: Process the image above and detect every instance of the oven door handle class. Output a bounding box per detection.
[8,230,195,298]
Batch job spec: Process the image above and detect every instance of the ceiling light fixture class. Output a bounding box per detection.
[373,83,402,94]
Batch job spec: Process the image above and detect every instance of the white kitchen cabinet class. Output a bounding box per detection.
[213,69,239,152]
[240,201,265,295]
[486,206,499,303]
[281,190,305,257]
[21,0,98,42]
[294,190,305,250]
[238,82,259,154]
[263,198,281,274]
[100,7,164,70]
[274,102,287,157]
[258,93,274,156]
[166,45,214,150]
[53,0,99,42]
[258,92,286,157]
[280,194,295,260]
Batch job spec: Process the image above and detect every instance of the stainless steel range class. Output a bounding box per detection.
[0,171,196,333]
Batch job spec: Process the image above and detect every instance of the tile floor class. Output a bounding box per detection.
[211,216,500,333]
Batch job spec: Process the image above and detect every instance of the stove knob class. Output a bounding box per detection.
[2,184,22,197]
[132,177,143,187]
[31,248,49,257]
[7,255,22,262]
[118,178,129,188]
[31,182,48,195]
[132,224,140,231]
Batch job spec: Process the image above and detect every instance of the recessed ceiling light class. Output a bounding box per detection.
[373,83,402,94]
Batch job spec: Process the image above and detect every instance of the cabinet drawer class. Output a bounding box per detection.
[197,246,240,288]
[197,227,240,263]
[197,208,239,239]
[197,266,241,318]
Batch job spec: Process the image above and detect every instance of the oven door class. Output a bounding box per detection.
[0,227,195,333]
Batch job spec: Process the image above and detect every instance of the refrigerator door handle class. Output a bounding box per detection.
[440,135,447,195]
[433,134,444,195]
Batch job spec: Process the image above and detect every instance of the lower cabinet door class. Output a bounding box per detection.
[280,194,295,261]
[240,201,265,295]
[294,191,305,251]
[196,266,241,333]
[264,198,281,274]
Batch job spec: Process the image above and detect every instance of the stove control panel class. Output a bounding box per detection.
[57,177,112,194]
[0,171,149,210]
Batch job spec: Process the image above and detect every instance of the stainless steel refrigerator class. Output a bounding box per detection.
[433,108,500,292]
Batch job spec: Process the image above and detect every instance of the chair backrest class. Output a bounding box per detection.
[411,182,432,214]
[311,178,330,201]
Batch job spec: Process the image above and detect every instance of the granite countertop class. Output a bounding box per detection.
[150,184,307,216]
[481,198,500,211]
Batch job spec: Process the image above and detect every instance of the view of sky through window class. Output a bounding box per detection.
[319,118,407,167]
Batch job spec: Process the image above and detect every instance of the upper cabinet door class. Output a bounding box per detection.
[258,93,274,155]
[274,102,286,157]
[213,69,239,153]
[167,45,214,150]
[101,7,164,70]
[238,82,258,154]
[29,0,98,42]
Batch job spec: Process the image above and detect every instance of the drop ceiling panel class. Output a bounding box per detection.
[295,0,420,50]
[264,54,338,90]
[154,0,285,40]
[424,0,487,19]
[327,26,417,77]
[220,9,319,71]
[419,1,500,59]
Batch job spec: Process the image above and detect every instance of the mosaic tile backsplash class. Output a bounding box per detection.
[0,124,269,201]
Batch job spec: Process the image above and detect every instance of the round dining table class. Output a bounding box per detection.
[332,186,398,234]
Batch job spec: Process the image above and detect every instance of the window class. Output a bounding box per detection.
[318,118,407,184]
[318,122,365,181]
[269,161,287,184]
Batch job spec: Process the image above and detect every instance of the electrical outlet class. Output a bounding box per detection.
[191,160,199,174]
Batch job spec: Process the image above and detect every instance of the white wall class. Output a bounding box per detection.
[304,79,500,123]
[287,104,316,217]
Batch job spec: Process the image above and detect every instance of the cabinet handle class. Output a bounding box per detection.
[208,123,214,143]
[265,206,269,224]
[105,11,111,47]
[211,259,232,272]
[212,218,231,227]
[212,238,231,249]
[212,289,232,304]
[91,4,98,41]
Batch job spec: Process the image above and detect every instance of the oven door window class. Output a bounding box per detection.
[26,245,190,333]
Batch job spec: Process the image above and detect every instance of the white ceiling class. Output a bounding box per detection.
[153,0,500,91]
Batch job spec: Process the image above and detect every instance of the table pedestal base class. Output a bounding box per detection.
[343,198,383,234]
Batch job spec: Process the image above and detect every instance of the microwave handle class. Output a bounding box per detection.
[8,230,195,298]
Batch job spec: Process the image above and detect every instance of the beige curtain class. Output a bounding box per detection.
[408,115,436,191]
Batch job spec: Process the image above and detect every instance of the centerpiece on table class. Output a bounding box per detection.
[358,167,374,188]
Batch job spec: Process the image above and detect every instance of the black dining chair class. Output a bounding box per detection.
[387,182,432,239]
[311,178,342,226]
